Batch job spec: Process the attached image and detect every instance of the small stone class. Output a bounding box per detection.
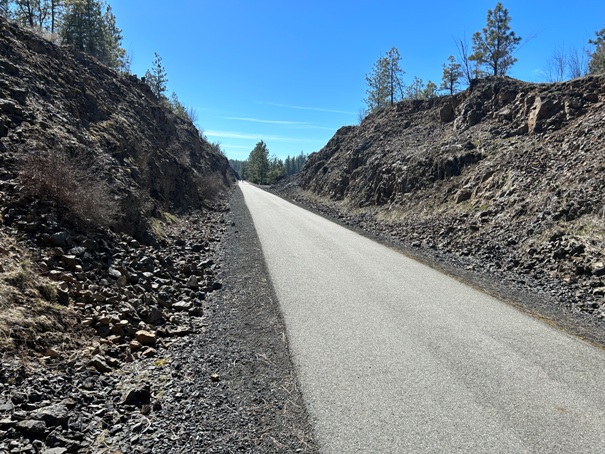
[120,385,151,407]
[141,347,157,357]
[60,254,78,269]
[110,320,130,335]
[136,330,156,345]
[42,448,68,454]
[44,347,60,358]
[89,355,112,373]
[186,275,199,288]
[172,301,192,312]
[31,404,68,427]
[108,268,122,279]
[188,306,203,316]
[592,262,605,276]
[0,402,14,412]
[16,419,46,434]
[129,340,142,351]
[49,232,68,248]
[0,418,17,428]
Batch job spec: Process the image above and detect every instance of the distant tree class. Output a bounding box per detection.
[14,0,42,28]
[9,1,64,34]
[455,34,483,85]
[544,46,567,82]
[384,47,405,105]
[101,4,127,70]
[247,141,270,184]
[169,91,186,117]
[364,46,405,112]
[440,55,463,95]
[144,52,168,98]
[569,47,590,78]
[49,0,64,34]
[267,155,286,183]
[589,27,605,74]
[229,159,247,179]
[0,0,9,17]
[470,2,521,77]
[365,56,389,111]
[357,106,368,124]
[284,151,307,175]
[404,77,438,100]
[422,80,438,99]
[60,0,126,70]
[209,141,225,157]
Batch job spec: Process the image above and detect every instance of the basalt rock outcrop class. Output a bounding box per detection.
[0,16,234,242]
[292,76,605,323]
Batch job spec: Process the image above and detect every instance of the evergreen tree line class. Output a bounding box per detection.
[364,2,605,116]
[229,145,307,184]
[1,0,128,72]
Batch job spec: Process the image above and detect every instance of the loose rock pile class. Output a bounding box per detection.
[0,206,229,453]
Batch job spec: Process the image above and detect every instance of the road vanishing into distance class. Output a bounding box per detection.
[239,182,605,453]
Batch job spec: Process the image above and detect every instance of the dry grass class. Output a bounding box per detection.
[0,231,78,354]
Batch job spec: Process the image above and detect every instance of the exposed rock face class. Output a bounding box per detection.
[0,16,234,242]
[300,76,603,208]
[294,76,605,322]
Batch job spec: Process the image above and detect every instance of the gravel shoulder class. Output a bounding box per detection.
[145,186,318,453]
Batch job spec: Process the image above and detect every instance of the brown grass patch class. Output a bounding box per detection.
[0,231,79,354]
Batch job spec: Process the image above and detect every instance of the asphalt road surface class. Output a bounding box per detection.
[239,182,605,453]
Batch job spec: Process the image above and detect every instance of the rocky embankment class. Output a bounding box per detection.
[0,16,233,241]
[275,76,605,344]
[0,190,317,453]
[0,16,316,454]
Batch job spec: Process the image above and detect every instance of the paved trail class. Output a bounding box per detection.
[240,182,605,453]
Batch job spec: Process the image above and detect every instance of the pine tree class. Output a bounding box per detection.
[422,81,438,99]
[102,4,126,70]
[440,55,463,95]
[0,0,9,17]
[404,76,424,100]
[589,27,605,74]
[14,0,46,28]
[144,52,168,98]
[60,0,125,70]
[364,46,405,112]
[247,141,270,185]
[470,2,521,77]
[49,0,64,34]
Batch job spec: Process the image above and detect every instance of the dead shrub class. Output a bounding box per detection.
[198,172,227,203]
[20,149,119,227]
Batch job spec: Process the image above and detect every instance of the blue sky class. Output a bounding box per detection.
[107,0,605,161]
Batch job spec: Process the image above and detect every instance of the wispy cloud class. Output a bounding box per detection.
[220,116,336,131]
[220,144,253,150]
[220,116,308,125]
[205,130,317,143]
[259,102,355,115]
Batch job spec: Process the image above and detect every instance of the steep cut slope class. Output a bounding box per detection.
[0,17,235,355]
[292,76,605,325]
[0,16,233,241]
